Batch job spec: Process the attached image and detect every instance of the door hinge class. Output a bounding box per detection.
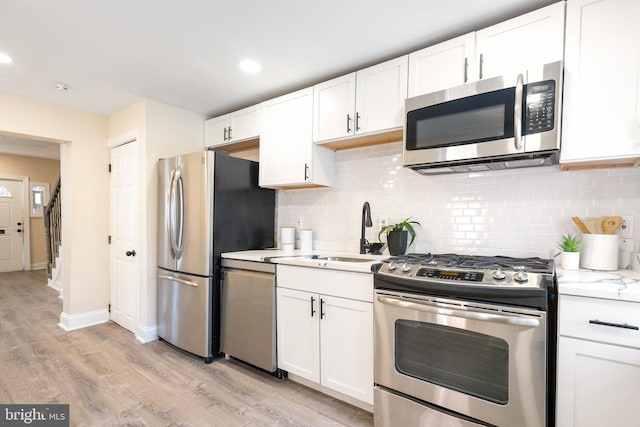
[108,163,112,173]
[108,304,111,313]
[108,235,112,244]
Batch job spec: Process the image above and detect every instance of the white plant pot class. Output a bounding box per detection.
[560,251,580,270]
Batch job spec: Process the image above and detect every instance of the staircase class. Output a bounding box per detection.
[45,176,62,294]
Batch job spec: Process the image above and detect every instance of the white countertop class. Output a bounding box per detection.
[556,267,640,302]
[221,249,318,262]
[222,249,385,273]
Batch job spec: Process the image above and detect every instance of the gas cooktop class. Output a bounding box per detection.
[376,253,554,289]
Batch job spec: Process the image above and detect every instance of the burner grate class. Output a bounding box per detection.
[382,253,553,274]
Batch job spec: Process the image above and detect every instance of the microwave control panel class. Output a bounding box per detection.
[524,80,555,135]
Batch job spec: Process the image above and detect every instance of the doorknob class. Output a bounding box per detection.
[16,229,22,233]
[17,222,22,226]
[125,250,136,257]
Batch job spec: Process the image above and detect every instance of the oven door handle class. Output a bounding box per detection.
[376,295,540,328]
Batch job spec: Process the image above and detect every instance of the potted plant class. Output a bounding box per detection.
[379,217,421,256]
[557,233,580,270]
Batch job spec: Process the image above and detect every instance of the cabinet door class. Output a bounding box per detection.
[320,295,373,405]
[259,88,313,187]
[229,104,260,142]
[276,287,320,382]
[561,0,640,163]
[203,114,229,147]
[557,336,640,427]
[408,33,475,97]
[355,56,408,134]
[313,73,356,142]
[475,2,565,80]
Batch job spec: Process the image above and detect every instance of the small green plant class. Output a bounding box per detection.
[378,217,421,245]
[557,233,580,252]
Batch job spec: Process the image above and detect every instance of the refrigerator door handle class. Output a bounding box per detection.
[158,274,199,287]
[169,168,185,260]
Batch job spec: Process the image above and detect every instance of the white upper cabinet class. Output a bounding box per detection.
[313,56,408,143]
[204,104,260,148]
[408,33,475,97]
[259,88,335,188]
[560,0,640,166]
[475,2,565,80]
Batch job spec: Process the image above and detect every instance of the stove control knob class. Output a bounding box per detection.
[492,269,506,280]
[513,270,529,283]
[387,262,397,271]
[401,262,412,273]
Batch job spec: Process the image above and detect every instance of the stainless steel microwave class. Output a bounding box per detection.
[403,61,562,175]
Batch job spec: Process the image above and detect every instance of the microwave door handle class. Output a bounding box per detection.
[376,295,540,328]
[514,73,524,151]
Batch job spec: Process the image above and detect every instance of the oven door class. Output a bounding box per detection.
[374,290,547,427]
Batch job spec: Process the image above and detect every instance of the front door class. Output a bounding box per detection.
[0,179,25,272]
[110,140,140,333]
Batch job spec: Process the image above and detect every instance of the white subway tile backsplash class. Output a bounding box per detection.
[276,142,640,258]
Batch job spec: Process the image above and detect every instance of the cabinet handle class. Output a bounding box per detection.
[479,53,484,80]
[589,319,639,330]
[355,112,361,132]
[223,127,228,141]
[228,126,232,140]
[346,114,352,133]
[304,163,309,181]
[311,296,316,317]
[463,57,468,83]
[320,298,325,319]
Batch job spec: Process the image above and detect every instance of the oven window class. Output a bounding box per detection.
[395,320,508,404]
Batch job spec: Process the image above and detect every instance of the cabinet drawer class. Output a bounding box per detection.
[559,295,640,349]
[277,265,372,302]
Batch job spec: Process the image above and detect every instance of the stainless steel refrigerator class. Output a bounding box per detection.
[157,150,275,362]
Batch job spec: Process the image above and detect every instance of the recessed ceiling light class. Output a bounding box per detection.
[239,59,261,74]
[56,82,70,92]
[0,51,13,64]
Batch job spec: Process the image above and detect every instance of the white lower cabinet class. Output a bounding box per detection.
[276,266,373,405]
[557,295,640,426]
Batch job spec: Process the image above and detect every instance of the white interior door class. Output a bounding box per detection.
[110,140,140,333]
[0,179,25,272]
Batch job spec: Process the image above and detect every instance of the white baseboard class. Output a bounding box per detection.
[31,262,46,270]
[47,278,61,292]
[58,309,109,331]
[136,324,158,344]
[287,373,373,413]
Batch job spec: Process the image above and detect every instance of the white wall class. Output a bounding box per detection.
[108,99,204,340]
[0,92,110,319]
[277,142,640,259]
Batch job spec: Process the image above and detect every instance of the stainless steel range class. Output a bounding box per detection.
[373,253,556,427]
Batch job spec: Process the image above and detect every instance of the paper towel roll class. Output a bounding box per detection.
[300,229,313,251]
[280,227,295,248]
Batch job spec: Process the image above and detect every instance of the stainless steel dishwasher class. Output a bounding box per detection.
[220,258,280,375]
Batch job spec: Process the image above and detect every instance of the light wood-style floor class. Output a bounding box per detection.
[0,270,374,426]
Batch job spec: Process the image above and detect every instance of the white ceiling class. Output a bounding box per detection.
[0,0,556,159]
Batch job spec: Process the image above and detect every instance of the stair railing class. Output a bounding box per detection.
[44,176,61,279]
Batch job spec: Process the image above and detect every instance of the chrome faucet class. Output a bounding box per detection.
[360,201,372,254]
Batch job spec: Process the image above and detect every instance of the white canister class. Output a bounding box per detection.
[280,227,295,249]
[580,234,619,271]
[299,229,313,251]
